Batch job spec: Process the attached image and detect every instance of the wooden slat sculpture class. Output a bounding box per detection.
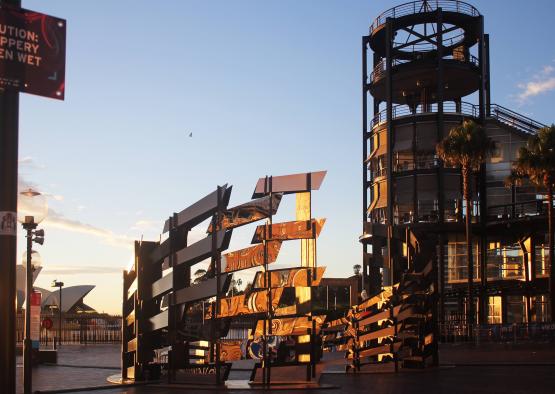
[122,171,329,386]
[121,172,438,386]
[321,229,438,372]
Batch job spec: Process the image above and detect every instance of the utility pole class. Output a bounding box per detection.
[0,0,22,392]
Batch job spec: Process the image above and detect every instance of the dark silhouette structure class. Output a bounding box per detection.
[121,171,330,387]
[362,0,550,328]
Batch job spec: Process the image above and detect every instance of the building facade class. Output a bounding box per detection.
[361,0,550,325]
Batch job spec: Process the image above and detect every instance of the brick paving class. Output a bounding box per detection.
[16,343,555,393]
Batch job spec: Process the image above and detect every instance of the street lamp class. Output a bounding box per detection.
[18,188,47,394]
[51,280,64,349]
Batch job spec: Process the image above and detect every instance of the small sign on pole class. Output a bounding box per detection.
[41,317,53,330]
[30,291,41,349]
[0,211,17,235]
[0,5,66,99]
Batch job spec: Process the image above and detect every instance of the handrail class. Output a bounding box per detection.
[487,199,549,221]
[371,101,479,128]
[369,53,479,83]
[371,102,545,136]
[490,104,547,135]
[395,30,467,53]
[370,0,480,34]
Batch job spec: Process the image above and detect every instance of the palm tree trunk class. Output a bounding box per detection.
[463,167,474,337]
[548,183,554,322]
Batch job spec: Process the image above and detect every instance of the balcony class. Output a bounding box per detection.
[371,101,479,129]
[370,1,480,35]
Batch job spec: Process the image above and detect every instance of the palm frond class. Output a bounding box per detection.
[512,124,555,188]
[436,120,496,171]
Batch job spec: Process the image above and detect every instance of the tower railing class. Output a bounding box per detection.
[369,53,479,83]
[371,101,478,128]
[370,102,546,135]
[370,0,480,34]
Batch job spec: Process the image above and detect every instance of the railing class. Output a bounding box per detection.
[490,104,547,136]
[16,312,122,345]
[370,53,478,83]
[487,199,546,221]
[371,101,479,129]
[370,0,480,34]
[440,323,555,343]
[396,31,467,53]
[371,102,545,134]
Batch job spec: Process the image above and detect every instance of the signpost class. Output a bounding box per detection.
[0,1,65,392]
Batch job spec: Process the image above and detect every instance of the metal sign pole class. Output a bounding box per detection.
[0,1,21,393]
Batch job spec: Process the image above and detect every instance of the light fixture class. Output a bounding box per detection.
[18,188,48,225]
[21,250,42,271]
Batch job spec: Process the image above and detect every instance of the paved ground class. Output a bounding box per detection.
[89,367,555,394]
[16,344,119,394]
[18,343,555,394]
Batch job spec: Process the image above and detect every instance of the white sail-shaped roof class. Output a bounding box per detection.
[41,285,95,313]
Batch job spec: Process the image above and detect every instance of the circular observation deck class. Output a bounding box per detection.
[369,0,481,58]
[370,100,480,130]
[369,55,480,104]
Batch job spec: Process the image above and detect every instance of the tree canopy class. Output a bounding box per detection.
[436,119,496,171]
[508,124,555,188]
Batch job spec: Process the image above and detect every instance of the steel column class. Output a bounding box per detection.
[362,36,369,293]
[385,17,394,285]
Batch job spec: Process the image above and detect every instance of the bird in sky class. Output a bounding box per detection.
[189,132,193,137]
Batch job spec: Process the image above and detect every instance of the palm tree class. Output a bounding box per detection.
[193,268,207,285]
[437,119,496,333]
[507,125,555,321]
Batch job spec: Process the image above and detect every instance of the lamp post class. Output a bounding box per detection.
[51,280,64,348]
[18,188,47,394]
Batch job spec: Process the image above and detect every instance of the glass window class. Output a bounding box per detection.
[444,174,462,222]
[394,176,414,224]
[506,296,525,323]
[487,241,524,280]
[446,235,480,283]
[394,150,414,172]
[487,296,502,324]
[417,174,439,222]
[532,295,551,323]
[535,237,550,278]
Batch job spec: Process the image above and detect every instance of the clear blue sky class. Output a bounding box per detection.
[17,0,555,314]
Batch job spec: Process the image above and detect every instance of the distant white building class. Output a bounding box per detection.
[16,264,96,313]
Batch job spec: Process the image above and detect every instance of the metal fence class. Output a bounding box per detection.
[16,312,121,345]
[440,322,555,343]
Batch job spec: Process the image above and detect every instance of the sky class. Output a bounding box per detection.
[15,0,555,315]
